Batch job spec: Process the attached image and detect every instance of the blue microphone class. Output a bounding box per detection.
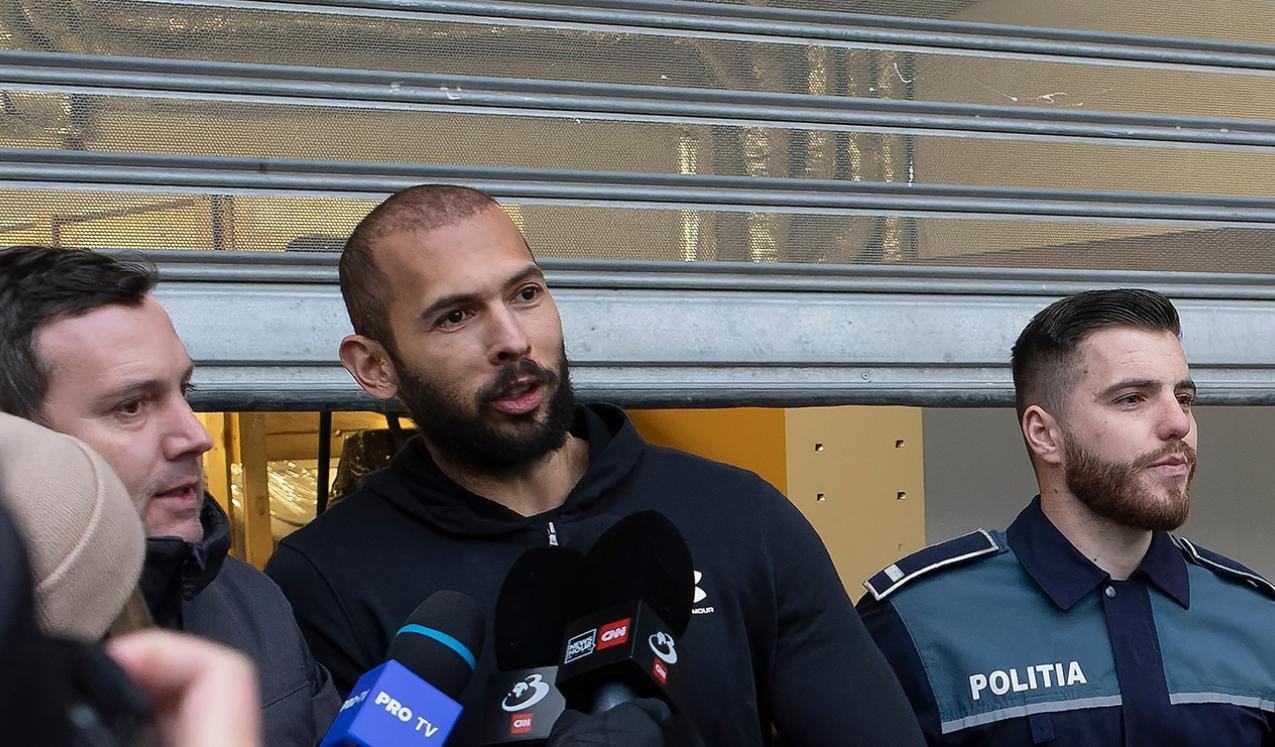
[321,590,485,746]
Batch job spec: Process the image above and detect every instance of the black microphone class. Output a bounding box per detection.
[482,547,585,744]
[556,511,694,714]
[321,590,485,746]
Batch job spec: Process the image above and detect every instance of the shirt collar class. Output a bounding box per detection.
[1007,496,1190,610]
[1140,529,1191,609]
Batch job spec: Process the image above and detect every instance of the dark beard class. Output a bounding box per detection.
[1062,432,1197,532]
[393,348,576,474]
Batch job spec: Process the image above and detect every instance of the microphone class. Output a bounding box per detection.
[481,547,584,744]
[321,590,484,746]
[556,511,694,714]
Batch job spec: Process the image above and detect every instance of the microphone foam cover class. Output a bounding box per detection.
[577,511,694,636]
[387,590,485,699]
[494,547,585,670]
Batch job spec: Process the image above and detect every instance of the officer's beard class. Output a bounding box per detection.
[1061,432,1197,532]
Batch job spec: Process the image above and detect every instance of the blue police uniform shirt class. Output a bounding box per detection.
[858,497,1275,746]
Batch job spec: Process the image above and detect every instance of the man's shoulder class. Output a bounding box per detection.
[208,555,296,613]
[198,556,336,744]
[639,442,782,496]
[187,556,311,658]
[861,529,1008,604]
[277,481,403,551]
[267,478,457,597]
[1173,535,1275,602]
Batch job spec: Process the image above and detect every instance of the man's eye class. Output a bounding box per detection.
[1117,394,1145,405]
[438,309,469,328]
[1178,394,1195,408]
[117,399,144,416]
[516,285,541,302]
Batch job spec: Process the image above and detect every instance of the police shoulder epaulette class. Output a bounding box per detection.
[1172,535,1275,600]
[863,529,1003,602]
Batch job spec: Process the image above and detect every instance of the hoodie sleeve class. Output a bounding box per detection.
[265,541,371,696]
[759,485,925,746]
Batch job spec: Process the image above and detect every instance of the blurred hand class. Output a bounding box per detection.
[548,698,672,746]
[106,630,261,747]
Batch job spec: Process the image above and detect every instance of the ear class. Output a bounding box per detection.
[339,335,400,402]
[1022,404,1065,466]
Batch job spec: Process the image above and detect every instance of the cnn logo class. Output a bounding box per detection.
[598,618,631,650]
[510,713,533,735]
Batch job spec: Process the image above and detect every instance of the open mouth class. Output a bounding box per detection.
[153,481,200,505]
[489,377,547,415]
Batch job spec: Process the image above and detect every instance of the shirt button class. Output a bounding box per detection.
[1105,586,1117,598]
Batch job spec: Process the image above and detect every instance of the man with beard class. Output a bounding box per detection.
[265,185,925,746]
[0,245,340,747]
[858,289,1275,745]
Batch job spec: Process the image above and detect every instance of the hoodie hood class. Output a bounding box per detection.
[360,404,645,537]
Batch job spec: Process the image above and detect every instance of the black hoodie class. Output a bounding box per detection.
[143,499,341,746]
[266,404,922,746]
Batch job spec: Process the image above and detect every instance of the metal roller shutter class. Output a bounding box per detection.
[2,1,1273,406]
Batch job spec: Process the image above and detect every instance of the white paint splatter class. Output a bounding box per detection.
[972,79,1018,102]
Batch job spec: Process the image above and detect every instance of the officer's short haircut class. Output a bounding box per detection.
[1011,288,1182,419]
[0,246,157,420]
[339,184,501,356]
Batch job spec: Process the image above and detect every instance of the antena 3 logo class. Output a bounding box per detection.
[597,618,631,651]
[648,631,678,665]
[564,629,597,663]
[501,674,551,712]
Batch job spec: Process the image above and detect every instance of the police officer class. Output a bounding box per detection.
[859,288,1275,745]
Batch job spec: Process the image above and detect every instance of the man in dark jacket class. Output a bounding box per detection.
[0,245,341,747]
[265,184,925,745]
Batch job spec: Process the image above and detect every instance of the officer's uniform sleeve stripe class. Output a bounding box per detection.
[940,695,1124,734]
[1173,536,1275,599]
[864,529,1001,602]
[1169,692,1275,713]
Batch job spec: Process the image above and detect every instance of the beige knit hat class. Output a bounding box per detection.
[0,412,146,640]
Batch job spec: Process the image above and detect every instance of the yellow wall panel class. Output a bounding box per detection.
[628,405,926,598]
[626,407,788,494]
[786,406,926,598]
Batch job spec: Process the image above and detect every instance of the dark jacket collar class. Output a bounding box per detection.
[360,404,643,537]
[139,498,232,628]
[1007,495,1190,611]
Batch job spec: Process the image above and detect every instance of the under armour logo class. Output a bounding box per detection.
[691,570,714,614]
